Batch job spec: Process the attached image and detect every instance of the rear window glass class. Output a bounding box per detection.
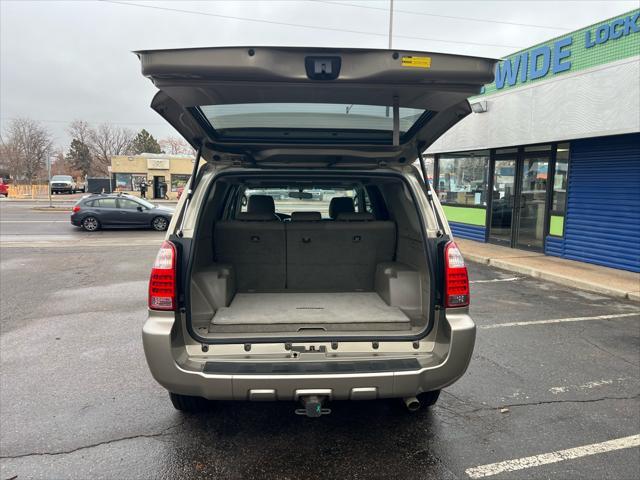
[200,103,429,140]
[241,187,370,218]
[95,198,117,208]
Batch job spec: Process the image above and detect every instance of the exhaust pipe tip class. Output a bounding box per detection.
[404,396,421,412]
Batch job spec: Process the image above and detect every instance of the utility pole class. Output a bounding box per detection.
[386,0,394,118]
[47,154,54,208]
[388,0,394,50]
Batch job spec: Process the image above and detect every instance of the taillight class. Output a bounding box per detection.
[444,241,469,308]
[148,241,177,311]
[72,206,81,213]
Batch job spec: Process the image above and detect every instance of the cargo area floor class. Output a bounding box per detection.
[211,292,410,325]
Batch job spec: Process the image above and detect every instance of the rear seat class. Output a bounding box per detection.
[286,202,396,291]
[214,195,285,291]
[215,197,396,292]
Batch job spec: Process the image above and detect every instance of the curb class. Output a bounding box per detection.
[31,207,71,212]
[465,255,639,303]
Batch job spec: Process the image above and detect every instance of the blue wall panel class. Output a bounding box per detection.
[544,235,565,257]
[449,221,486,242]
[563,133,640,272]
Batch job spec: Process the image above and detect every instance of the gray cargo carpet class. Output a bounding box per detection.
[212,292,409,325]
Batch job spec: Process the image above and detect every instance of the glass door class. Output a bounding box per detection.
[489,159,516,245]
[515,157,549,250]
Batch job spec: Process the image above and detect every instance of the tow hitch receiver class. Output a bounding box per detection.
[295,395,331,417]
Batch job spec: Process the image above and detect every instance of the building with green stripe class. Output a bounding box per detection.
[426,9,640,272]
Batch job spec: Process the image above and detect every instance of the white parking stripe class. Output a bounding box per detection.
[480,312,640,329]
[0,220,68,223]
[465,434,640,478]
[470,277,520,284]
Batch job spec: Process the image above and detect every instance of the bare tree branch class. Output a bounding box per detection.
[159,136,195,155]
[86,123,134,176]
[1,118,54,182]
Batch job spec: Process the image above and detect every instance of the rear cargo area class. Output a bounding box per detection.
[214,293,409,325]
[187,173,433,340]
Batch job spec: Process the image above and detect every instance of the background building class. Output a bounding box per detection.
[110,153,194,199]
[427,9,640,273]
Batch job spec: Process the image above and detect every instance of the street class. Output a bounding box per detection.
[1,201,639,479]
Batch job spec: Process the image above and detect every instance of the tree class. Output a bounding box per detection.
[67,120,92,148]
[0,118,53,182]
[66,139,92,177]
[159,136,194,155]
[50,149,73,177]
[131,129,162,155]
[87,123,135,176]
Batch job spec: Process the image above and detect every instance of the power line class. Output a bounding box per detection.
[99,0,524,49]
[0,117,168,127]
[309,0,572,31]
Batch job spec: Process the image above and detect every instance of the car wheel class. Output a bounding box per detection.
[82,216,100,231]
[169,392,210,412]
[152,216,169,231]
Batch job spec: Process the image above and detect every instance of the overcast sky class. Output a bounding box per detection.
[1,0,637,148]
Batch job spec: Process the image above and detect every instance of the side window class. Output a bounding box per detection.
[118,199,141,210]
[96,198,117,208]
[354,188,373,213]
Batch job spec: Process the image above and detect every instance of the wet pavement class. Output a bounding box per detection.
[1,202,639,479]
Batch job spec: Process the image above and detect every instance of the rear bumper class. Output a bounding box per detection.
[142,312,476,401]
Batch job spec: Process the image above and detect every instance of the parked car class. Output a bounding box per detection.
[139,46,495,416]
[70,193,174,231]
[50,175,85,194]
[0,179,8,197]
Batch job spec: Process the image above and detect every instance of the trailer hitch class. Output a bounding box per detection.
[295,395,331,417]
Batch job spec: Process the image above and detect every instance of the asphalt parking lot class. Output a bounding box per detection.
[1,200,639,479]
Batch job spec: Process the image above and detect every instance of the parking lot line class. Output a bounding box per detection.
[465,434,640,478]
[480,312,640,329]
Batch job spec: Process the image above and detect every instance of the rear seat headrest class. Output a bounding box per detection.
[336,212,375,221]
[329,197,355,219]
[291,211,322,221]
[247,195,275,215]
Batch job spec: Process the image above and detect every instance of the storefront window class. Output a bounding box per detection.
[131,174,147,192]
[114,173,132,190]
[436,151,489,206]
[524,144,552,152]
[552,143,570,213]
[171,174,191,192]
[421,155,435,184]
[114,173,146,191]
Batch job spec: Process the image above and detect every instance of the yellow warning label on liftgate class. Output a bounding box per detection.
[401,56,432,68]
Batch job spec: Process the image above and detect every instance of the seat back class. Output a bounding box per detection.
[286,219,396,290]
[214,220,285,291]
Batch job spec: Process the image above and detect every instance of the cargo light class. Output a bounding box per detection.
[148,240,177,311]
[444,241,470,308]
